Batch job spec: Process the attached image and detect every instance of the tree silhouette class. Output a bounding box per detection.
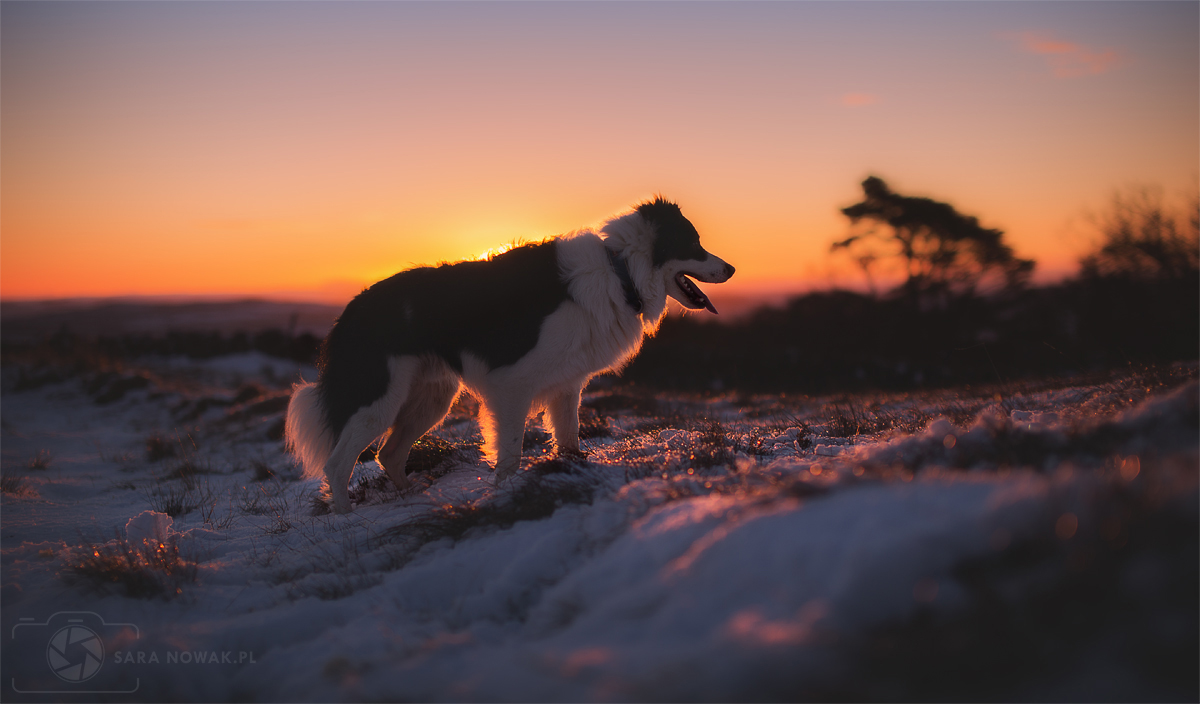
[1080,185,1199,281]
[832,176,1034,301]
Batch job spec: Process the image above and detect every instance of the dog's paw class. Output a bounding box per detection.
[557,447,589,461]
[385,471,413,492]
[492,461,520,481]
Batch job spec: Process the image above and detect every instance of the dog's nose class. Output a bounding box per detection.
[724,263,736,279]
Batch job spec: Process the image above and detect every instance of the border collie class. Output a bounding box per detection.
[286,198,734,513]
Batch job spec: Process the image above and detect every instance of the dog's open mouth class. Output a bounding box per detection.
[676,273,718,314]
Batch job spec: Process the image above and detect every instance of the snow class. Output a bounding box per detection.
[1,357,1196,701]
[124,512,174,544]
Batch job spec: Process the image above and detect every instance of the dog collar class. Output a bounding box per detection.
[606,248,643,314]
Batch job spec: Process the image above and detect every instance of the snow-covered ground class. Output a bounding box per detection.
[2,354,1196,702]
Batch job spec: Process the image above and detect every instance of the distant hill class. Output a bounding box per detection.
[0,284,798,346]
[1,298,342,344]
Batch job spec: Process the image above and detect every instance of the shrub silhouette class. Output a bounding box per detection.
[1068,185,1199,368]
[1080,185,1199,282]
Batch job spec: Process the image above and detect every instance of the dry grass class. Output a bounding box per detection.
[62,531,197,599]
[250,459,278,482]
[405,435,465,474]
[578,406,612,439]
[158,456,217,484]
[690,419,737,468]
[145,432,178,462]
[233,481,295,533]
[143,479,215,518]
[27,449,52,470]
[1,473,28,496]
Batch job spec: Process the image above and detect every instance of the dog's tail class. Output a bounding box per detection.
[285,382,336,480]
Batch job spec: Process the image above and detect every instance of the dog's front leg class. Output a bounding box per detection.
[491,397,531,480]
[546,385,582,456]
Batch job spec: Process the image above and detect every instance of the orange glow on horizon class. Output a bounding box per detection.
[0,200,1090,306]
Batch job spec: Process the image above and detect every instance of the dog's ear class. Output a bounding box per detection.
[635,196,681,221]
[637,199,706,266]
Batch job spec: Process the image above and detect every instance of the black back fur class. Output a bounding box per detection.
[317,241,571,437]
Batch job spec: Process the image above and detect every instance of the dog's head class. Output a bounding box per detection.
[602,197,734,322]
[636,198,735,314]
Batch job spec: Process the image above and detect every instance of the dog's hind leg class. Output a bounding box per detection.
[323,415,392,514]
[377,363,461,490]
[545,383,584,456]
[322,357,418,514]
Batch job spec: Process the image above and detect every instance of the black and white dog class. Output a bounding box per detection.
[286,198,734,513]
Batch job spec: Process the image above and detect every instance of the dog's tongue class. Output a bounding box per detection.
[680,274,718,314]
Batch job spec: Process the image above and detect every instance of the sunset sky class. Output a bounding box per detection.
[2,1,1196,304]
